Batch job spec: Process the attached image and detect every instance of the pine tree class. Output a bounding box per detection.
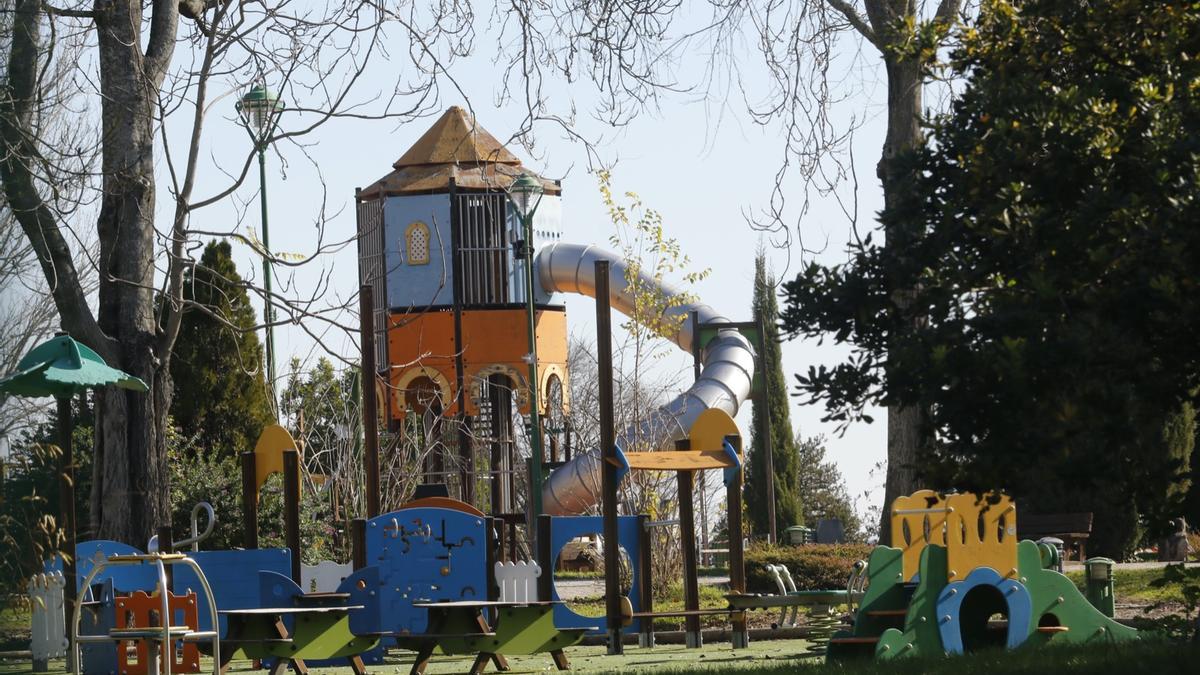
[744,250,803,539]
[170,240,274,457]
[795,434,862,540]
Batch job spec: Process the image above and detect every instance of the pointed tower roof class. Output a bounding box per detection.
[392,106,520,168]
[358,106,558,199]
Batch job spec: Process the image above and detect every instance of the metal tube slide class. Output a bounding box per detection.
[536,242,756,516]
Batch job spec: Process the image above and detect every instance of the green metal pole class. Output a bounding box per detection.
[522,212,544,519]
[258,145,277,400]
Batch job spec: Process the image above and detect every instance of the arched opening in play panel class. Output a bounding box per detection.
[552,532,633,618]
[958,584,1011,653]
[406,375,448,480]
[1038,613,1062,630]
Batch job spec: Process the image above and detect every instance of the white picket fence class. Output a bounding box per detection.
[300,560,352,593]
[28,571,68,670]
[494,560,540,602]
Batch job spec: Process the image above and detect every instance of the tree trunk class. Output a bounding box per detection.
[877,54,925,543]
[85,0,176,545]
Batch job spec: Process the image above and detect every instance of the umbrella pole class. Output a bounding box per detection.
[57,395,77,661]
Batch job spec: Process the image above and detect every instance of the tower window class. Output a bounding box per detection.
[406,221,430,265]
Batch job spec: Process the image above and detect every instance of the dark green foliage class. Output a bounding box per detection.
[166,441,339,564]
[794,435,862,540]
[0,407,93,595]
[780,0,1200,557]
[170,240,273,458]
[744,542,871,594]
[744,251,803,538]
[1146,563,1200,641]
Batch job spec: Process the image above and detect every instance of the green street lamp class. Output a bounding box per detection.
[507,173,546,519]
[236,83,285,406]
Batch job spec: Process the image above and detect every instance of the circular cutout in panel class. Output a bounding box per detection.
[551,533,633,618]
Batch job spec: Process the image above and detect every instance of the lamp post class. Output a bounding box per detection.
[507,174,546,519]
[237,83,285,404]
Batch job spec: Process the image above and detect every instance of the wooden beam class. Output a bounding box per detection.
[360,284,381,518]
[726,434,748,648]
[283,450,302,584]
[678,470,701,647]
[596,260,623,656]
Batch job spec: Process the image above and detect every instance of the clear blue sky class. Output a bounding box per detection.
[181,19,892,515]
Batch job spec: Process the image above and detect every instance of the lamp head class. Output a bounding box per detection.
[237,83,284,134]
[507,174,545,220]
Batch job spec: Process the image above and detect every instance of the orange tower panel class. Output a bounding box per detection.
[387,307,568,419]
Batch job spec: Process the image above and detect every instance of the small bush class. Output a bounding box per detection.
[745,542,872,593]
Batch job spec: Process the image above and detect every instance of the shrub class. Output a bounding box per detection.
[167,442,338,564]
[744,542,872,593]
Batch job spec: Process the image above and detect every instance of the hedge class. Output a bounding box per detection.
[744,542,873,593]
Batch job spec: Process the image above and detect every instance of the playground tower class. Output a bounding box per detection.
[355,107,569,518]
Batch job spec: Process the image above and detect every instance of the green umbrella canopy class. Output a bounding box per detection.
[0,333,148,398]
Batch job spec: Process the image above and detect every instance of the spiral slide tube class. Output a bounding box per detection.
[535,242,757,516]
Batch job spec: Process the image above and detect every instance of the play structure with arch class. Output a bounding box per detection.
[826,490,1138,661]
[16,107,1140,674]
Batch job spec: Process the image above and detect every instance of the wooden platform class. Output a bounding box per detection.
[612,450,737,471]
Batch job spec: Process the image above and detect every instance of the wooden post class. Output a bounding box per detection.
[726,434,748,648]
[536,515,553,602]
[360,284,381,518]
[678,469,701,648]
[351,518,367,571]
[636,514,653,648]
[449,178,473,507]
[458,417,474,505]
[283,450,302,584]
[756,317,777,545]
[241,452,258,549]
[56,396,77,652]
[156,524,174,588]
[486,517,498,601]
[596,260,623,655]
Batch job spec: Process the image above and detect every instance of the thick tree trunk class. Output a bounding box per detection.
[85,0,176,545]
[877,55,925,543]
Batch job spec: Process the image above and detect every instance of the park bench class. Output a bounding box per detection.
[1018,513,1093,561]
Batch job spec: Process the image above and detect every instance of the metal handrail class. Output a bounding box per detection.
[176,502,216,552]
[70,552,220,675]
[845,559,869,614]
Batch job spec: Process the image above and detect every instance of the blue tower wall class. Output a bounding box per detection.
[383,193,453,309]
[382,192,562,310]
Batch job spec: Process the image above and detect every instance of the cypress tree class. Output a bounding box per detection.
[170,240,274,457]
[744,250,803,539]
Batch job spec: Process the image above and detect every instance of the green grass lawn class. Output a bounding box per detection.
[1064,567,1186,604]
[0,604,31,652]
[2,638,1192,674]
[565,584,749,630]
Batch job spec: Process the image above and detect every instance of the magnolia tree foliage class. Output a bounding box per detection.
[780,0,1200,557]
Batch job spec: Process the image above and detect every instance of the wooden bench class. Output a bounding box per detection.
[1018,513,1093,561]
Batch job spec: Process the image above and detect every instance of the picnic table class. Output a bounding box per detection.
[397,600,591,675]
[217,591,377,675]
